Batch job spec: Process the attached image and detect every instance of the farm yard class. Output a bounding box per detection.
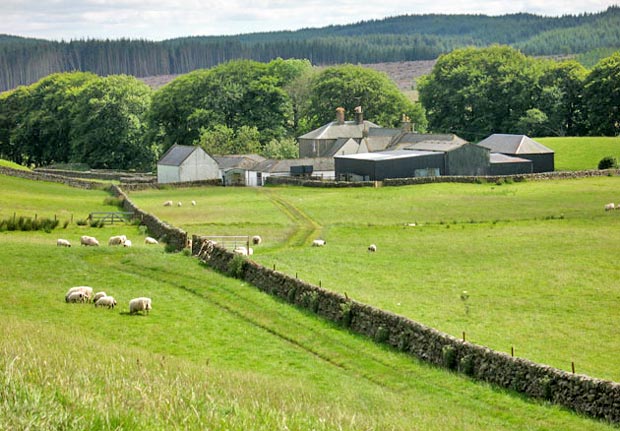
[1,172,620,429]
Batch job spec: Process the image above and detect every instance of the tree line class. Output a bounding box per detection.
[0,58,425,169]
[1,6,619,92]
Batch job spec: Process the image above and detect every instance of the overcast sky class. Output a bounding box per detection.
[1,0,617,41]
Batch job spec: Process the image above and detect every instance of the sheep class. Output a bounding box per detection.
[66,291,86,303]
[108,235,127,246]
[312,239,326,247]
[191,200,196,206]
[233,246,251,256]
[57,238,71,247]
[123,239,133,247]
[252,235,262,245]
[177,201,182,207]
[129,297,152,315]
[95,296,117,309]
[92,291,107,303]
[145,236,158,245]
[605,203,615,211]
[80,235,99,247]
[65,286,94,302]
[368,244,377,252]
[163,200,173,207]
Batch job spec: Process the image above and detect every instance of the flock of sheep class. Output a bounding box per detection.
[312,238,377,252]
[64,285,152,315]
[604,203,620,211]
[163,200,196,207]
[56,235,159,248]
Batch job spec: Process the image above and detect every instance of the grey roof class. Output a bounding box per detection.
[365,128,403,152]
[489,153,533,164]
[389,133,468,150]
[335,149,437,161]
[253,157,335,173]
[325,138,356,157]
[477,134,553,154]
[298,120,381,140]
[402,141,469,152]
[158,144,201,166]
[214,154,266,170]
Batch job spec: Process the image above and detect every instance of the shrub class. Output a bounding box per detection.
[103,196,125,208]
[302,291,319,313]
[598,156,618,170]
[374,326,389,343]
[442,345,457,370]
[228,254,246,279]
[339,301,352,328]
[459,354,475,376]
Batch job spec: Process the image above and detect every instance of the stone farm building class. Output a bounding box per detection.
[157,144,220,184]
[214,154,266,186]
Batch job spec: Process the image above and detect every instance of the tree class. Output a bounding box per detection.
[70,75,154,170]
[304,64,427,132]
[262,137,299,159]
[583,52,620,136]
[196,124,261,155]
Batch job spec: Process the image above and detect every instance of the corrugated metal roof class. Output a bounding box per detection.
[298,120,380,140]
[335,149,437,161]
[214,154,266,170]
[252,157,335,173]
[490,153,533,164]
[478,134,553,154]
[158,144,201,166]
[401,141,467,152]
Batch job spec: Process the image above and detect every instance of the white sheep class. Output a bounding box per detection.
[92,291,107,303]
[80,235,99,247]
[95,296,117,309]
[66,291,86,303]
[108,235,127,246]
[234,246,252,256]
[177,201,182,207]
[57,238,71,247]
[123,239,133,247]
[163,200,173,207]
[129,297,152,315]
[65,286,94,302]
[144,236,158,245]
[605,203,615,211]
[252,235,262,245]
[191,200,196,206]
[368,244,377,252]
[312,239,326,247]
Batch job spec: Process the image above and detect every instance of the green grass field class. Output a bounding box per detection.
[537,136,620,171]
[129,176,620,384]
[3,176,615,430]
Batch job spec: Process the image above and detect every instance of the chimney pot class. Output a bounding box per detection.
[335,107,345,125]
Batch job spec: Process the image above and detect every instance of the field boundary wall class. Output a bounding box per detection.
[110,185,187,251]
[193,235,620,425]
[0,166,104,189]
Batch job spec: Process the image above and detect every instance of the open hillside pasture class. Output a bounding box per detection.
[0,175,613,430]
[130,176,620,385]
[537,136,620,171]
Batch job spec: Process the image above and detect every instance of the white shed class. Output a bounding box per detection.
[157,144,220,184]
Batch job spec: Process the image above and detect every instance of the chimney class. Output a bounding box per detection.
[401,114,412,132]
[335,107,345,125]
[354,106,363,125]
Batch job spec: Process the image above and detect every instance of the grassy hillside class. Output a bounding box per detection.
[537,136,620,171]
[130,176,620,384]
[2,175,613,430]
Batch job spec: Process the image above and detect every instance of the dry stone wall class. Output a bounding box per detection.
[193,235,620,424]
[111,185,187,251]
[0,166,104,189]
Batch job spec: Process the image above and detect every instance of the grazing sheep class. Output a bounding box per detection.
[92,291,107,303]
[177,201,182,207]
[368,244,377,252]
[108,235,127,246]
[312,239,326,247]
[123,239,133,247]
[57,238,71,247]
[66,291,86,303]
[65,286,93,302]
[129,297,152,315]
[163,200,173,207]
[80,235,99,247]
[252,235,262,245]
[95,296,117,309]
[191,200,196,206]
[144,236,158,245]
[233,246,250,256]
[605,203,615,211]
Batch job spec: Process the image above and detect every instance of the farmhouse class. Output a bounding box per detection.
[477,134,554,173]
[157,144,220,184]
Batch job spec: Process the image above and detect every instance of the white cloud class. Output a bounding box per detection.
[0,0,617,41]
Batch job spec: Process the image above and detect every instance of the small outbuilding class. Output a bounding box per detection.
[335,150,444,181]
[214,154,266,186]
[489,153,533,175]
[157,144,220,184]
[477,134,554,173]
